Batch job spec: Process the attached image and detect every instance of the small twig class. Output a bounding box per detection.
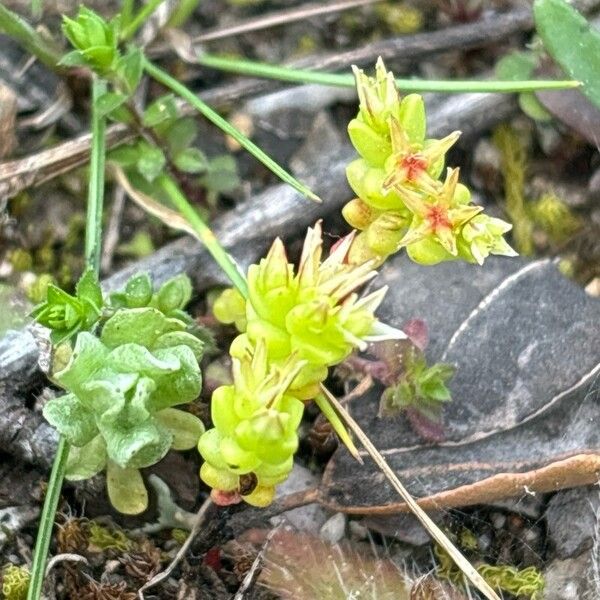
[137,497,213,600]
[319,384,501,600]
[45,553,89,575]
[233,525,282,599]
[193,0,381,44]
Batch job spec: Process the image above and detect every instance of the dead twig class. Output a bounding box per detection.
[137,497,213,600]
[233,525,282,599]
[319,384,501,600]
[193,0,381,44]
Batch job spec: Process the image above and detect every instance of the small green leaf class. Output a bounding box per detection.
[156,408,205,450]
[43,393,98,446]
[136,143,166,182]
[150,345,202,410]
[200,155,240,193]
[54,332,108,395]
[495,51,536,81]
[106,461,148,514]
[534,0,598,107]
[174,147,207,174]
[101,418,171,469]
[164,117,198,155]
[124,272,153,307]
[65,435,107,480]
[154,330,205,360]
[156,274,193,313]
[108,144,140,167]
[58,50,88,67]
[76,268,103,309]
[101,307,185,348]
[96,91,128,117]
[142,93,178,127]
[518,92,553,121]
[116,46,143,94]
[108,343,180,378]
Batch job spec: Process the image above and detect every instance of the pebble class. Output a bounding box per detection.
[545,486,600,560]
[319,512,346,545]
[270,463,327,534]
[543,551,597,600]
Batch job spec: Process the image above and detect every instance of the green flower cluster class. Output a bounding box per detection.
[31,269,102,344]
[62,7,120,75]
[38,273,205,515]
[343,58,516,266]
[200,222,402,506]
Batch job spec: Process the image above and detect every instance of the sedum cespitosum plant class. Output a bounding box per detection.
[202,224,403,506]
[201,59,518,508]
[35,270,206,514]
[343,58,517,266]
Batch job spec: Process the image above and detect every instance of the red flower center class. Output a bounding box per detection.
[426,205,451,232]
[400,154,428,180]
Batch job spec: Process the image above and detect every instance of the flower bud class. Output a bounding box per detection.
[213,288,247,331]
[352,57,401,133]
[459,214,517,265]
[342,198,379,230]
[61,8,119,75]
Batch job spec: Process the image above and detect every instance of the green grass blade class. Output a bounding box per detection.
[197,52,580,94]
[121,0,168,41]
[157,174,249,297]
[0,3,62,68]
[534,0,600,108]
[26,438,70,600]
[144,58,321,202]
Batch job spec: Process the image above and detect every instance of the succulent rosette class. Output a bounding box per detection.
[40,273,206,515]
[202,222,404,505]
[342,57,515,266]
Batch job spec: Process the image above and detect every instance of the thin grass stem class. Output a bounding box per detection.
[144,58,321,202]
[196,52,580,93]
[27,77,108,600]
[121,0,168,41]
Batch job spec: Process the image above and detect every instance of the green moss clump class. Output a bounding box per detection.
[1,564,30,600]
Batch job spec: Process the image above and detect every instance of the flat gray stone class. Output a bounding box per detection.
[546,486,600,560]
[321,256,600,512]
[543,551,597,600]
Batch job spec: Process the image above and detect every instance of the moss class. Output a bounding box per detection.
[8,249,33,272]
[1,564,30,600]
[88,522,133,553]
[528,192,581,243]
[492,124,534,255]
[375,3,424,34]
[435,544,544,599]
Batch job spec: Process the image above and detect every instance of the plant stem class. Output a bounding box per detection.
[27,77,108,600]
[0,3,62,68]
[121,0,169,41]
[86,79,108,271]
[157,174,249,297]
[196,53,581,93]
[121,0,136,28]
[144,58,321,203]
[26,439,69,600]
